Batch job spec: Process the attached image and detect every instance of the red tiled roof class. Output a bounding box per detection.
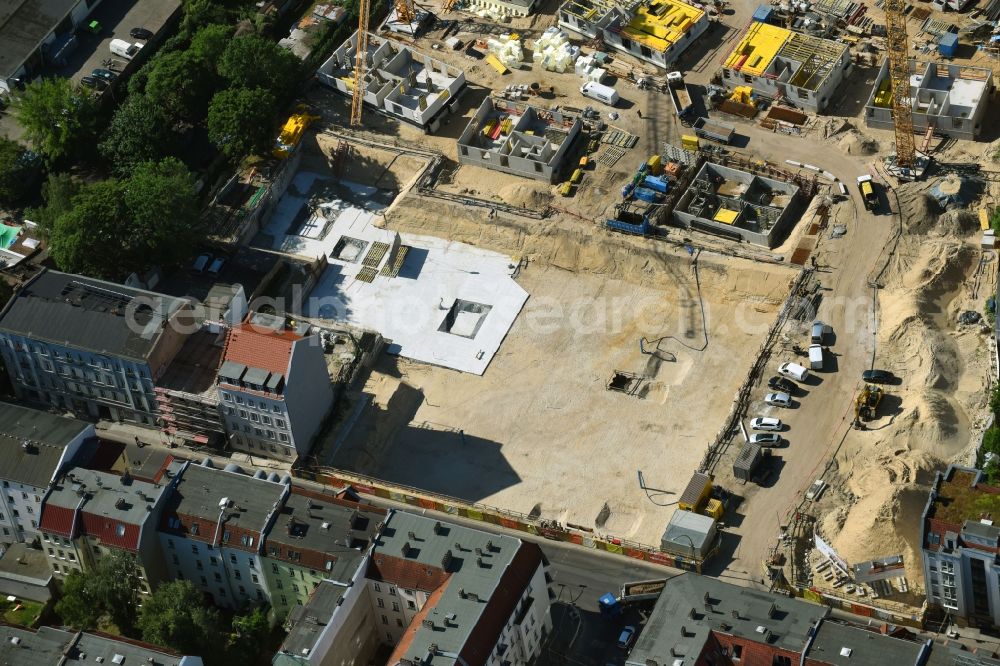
[367,553,451,593]
[79,512,141,552]
[39,504,77,538]
[223,324,302,375]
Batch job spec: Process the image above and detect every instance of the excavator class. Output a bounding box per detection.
[853,385,884,428]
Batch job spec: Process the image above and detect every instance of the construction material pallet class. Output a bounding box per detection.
[601,128,638,149]
[362,241,390,268]
[598,146,627,167]
[355,267,378,283]
[380,245,410,277]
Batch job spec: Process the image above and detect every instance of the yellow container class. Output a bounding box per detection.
[681,135,700,150]
[579,156,589,169]
[570,168,583,184]
[559,182,573,196]
[704,498,724,520]
[647,154,662,176]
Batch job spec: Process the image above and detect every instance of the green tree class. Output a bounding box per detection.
[228,607,271,660]
[139,580,223,656]
[54,570,101,630]
[180,0,231,35]
[0,137,38,208]
[207,86,276,161]
[219,34,302,98]
[27,172,78,237]
[990,383,1000,418]
[48,179,127,277]
[12,78,99,164]
[983,426,1000,457]
[90,551,143,633]
[190,23,233,71]
[145,51,217,120]
[124,158,202,266]
[99,96,176,174]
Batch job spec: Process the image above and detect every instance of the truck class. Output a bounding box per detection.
[693,117,735,144]
[667,71,694,117]
[606,209,652,236]
[857,174,878,211]
[598,578,669,618]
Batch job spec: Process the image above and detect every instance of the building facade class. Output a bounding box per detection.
[218,314,334,461]
[158,461,289,609]
[0,624,203,666]
[0,270,195,426]
[721,21,851,113]
[0,402,93,545]
[37,464,180,592]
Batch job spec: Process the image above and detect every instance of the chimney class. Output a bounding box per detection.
[704,591,711,605]
[441,549,453,570]
[477,556,484,568]
[454,541,462,551]
[458,588,467,599]
[434,521,443,535]
[732,610,741,620]
[401,541,410,557]
[422,619,434,629]
[486,539,494,551]
[689,607,697,619]
[681,625,687,637]
[768,603,778,618]
[408,530,417,541]
[475,547,483,556]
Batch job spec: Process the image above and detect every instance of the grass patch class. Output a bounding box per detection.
[0,599,44,627]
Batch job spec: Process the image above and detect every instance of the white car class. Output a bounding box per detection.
[750,433,781,446]
[750,417,782,431]
[765,392,792,408]
[806,479,827,501]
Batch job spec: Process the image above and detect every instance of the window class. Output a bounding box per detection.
[774,656,793,666]
[734,645,743,660]
[172,554,179,565]
[223,393,232,402]
[275,419,285,428]
[191,545,199,554]
[392,602,400,612]
[190,523,199,536]
[279,433,289,443]
[250,412,259,423]
[234,570,241,580]
[210,557,218,566]
[252,574,259,584]
[230,554,237,564]
[248,557,255,569]
[235,396,243,404]
[743,74,753,83]
[93,546,100,554]
[214,572,222,582]
[377,598,384,608]
[407,600,415,610]
[116,523,126,537]
[273,405,280,413]
[197,561,204,571]
[247,399,254,408]
[276,580,283,589]
[374,583,381,592]
[389,586,396,596]
[167,539,174,550]
[796,87,808,99]
[381,615,388,625]
[272,563,279,574]
[239,585,246,595]
[222,531,231,543]
[241,535,254,547]
[262,416,271,425]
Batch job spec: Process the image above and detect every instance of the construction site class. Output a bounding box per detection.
[258,0,1000,628]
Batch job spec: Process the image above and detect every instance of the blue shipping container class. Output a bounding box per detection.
[634,187,659,203]
[939,33,958,57]
[643,175,669,194]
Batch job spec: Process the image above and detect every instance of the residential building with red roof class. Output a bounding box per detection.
[38,462,182,593]
[217,312,334,462]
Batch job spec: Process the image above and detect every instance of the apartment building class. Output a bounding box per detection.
[154,329,227,447]
[218,313,334,461]
[920,465,1000,628]
[273,509,552,666]
[0,402,94,545]
[261,486,386,622]
[37,463,181,591]
[158,460,289,608]
[0,624,203,666]
[0,270,196,425]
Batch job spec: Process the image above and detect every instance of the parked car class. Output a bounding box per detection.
[765,392,792,408]
[862,369,893,383]
[750,433,781,446]
[617,625,636,649]
[750,417,782,431]
[811,320,832,345]
[767,376,796,393]
[130,27,154,40]
[192,253,211,273]
[806,479,827,501]
[207,257,226,276]
[91,68,117,82]
[778,361,809,382]
[80,75,104,89]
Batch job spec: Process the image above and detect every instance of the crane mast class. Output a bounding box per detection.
[884,0,916,170]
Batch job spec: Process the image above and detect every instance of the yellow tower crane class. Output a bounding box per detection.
[883,0,917,175]
[335,0,371,171]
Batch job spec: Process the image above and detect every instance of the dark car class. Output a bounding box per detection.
[80,76,105,89]
[862,369,893,384]
[91,68,117,82]
[767,375,796,393]
[130,27,153,40]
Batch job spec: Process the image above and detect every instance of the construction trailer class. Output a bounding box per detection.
[456,97,582,183]
[317,31,467,131]
[864,59,994,141]
[557,0,710,70]
[672,161,801,247]
[733,441,763,481]
[660,509,719,563]
[721,21,852,113]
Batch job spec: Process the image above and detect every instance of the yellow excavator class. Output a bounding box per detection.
[854,385,884,428]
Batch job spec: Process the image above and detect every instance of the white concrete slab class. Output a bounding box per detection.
[264,179,527,375]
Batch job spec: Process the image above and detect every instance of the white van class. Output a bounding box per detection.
[777,361,809,382]
[808,344,824,370]
[110,39,142,60]
[580,82,619,106]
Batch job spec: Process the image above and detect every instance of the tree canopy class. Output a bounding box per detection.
[190,24,233,71]
[12,78,99,164]
[99,95,176,174]
[138,580,223,657]
[45,158,201,278]
[219,34,302,98]
[53,552,142,632]
[0,137,39,208]
[145,50,217,120]
[54,570,101,630]
[208,86,276,161]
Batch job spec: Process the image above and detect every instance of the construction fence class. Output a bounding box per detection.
[293,465,705,572]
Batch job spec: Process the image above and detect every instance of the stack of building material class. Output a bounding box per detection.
[487,33,525,68]
[575,54,608,82]
[532,27,578,72]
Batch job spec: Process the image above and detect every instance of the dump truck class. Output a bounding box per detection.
[606,209,651,235]
[599,578,669,618]
[667,71,694,118]
[857,175,878,211]
[693,117,735,144]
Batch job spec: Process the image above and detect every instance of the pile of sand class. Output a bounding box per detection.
[498,182,554,209]
[821,213,989,586]
[818,118,878,155]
